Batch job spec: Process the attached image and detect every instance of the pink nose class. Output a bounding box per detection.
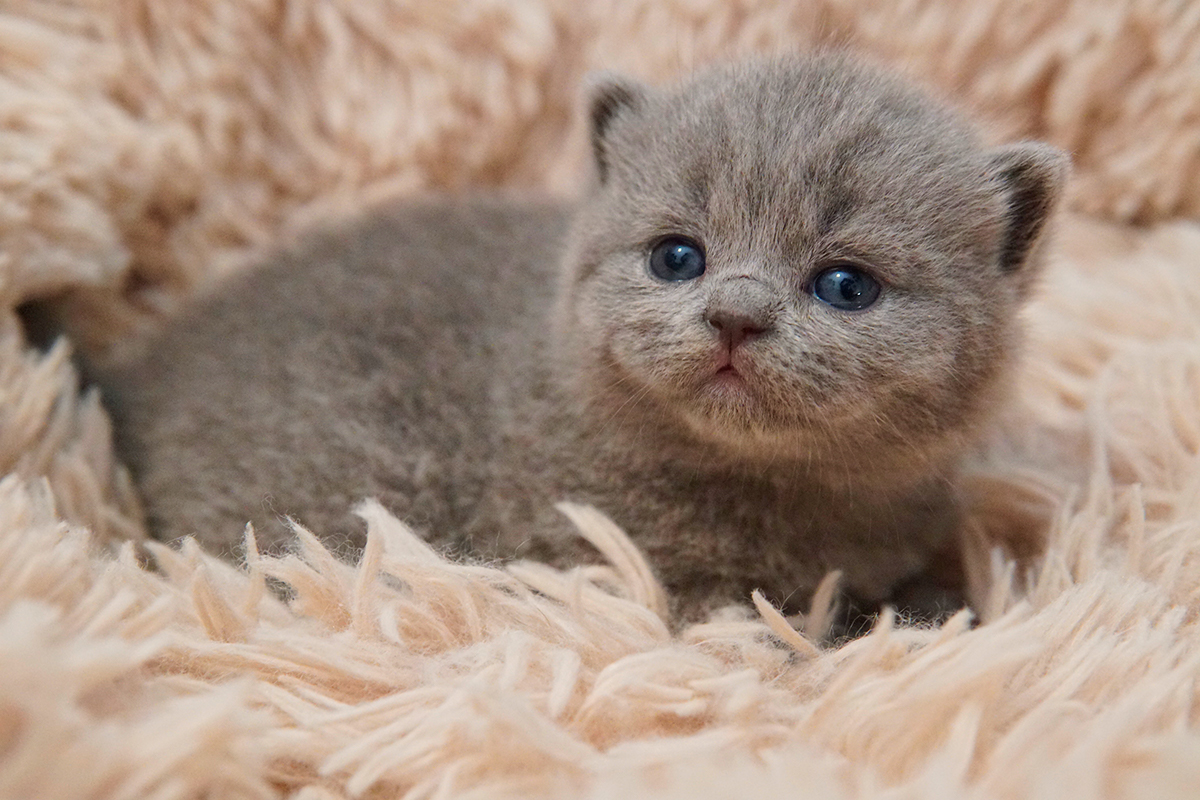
[704,307,770,349]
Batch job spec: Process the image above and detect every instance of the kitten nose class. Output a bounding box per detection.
[704,281,776,349]
[705,307,769,348]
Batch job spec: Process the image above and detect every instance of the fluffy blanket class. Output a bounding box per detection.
[2,1,1200,797]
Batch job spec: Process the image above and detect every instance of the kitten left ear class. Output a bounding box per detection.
[986,143,1070,280]
[585,73,647,183]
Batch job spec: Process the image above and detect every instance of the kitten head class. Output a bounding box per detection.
[559,55,1068,478]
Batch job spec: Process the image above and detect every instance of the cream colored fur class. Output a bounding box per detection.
[2,1,1200,797]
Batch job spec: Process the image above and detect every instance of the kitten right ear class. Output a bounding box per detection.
[986,143,1070,279]
[586,73,646,183]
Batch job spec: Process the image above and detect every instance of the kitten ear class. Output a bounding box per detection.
[586,73,647,183]
[986,143,1070,279]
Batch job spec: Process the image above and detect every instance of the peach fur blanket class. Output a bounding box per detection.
[3,1,1200,797]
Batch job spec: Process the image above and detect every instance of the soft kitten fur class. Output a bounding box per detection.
[101,55,1067,622]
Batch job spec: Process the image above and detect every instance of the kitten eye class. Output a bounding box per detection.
[811,264,881,311]
[648,236,706,282]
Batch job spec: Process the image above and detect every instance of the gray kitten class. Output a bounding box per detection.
[101,55,1067,622]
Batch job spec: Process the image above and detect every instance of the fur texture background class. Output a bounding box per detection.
[2,0,1200,797]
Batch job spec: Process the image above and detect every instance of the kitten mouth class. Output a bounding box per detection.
[710,366,744,391]
[711,348,747,379]
[715,363,739,377]
[708,353,750,388]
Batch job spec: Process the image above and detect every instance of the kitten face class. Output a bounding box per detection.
[561,56,1066,470]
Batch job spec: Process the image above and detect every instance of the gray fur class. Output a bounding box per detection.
[101,55,1067,621]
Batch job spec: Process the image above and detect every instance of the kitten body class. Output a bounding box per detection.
[102,56,1067,619]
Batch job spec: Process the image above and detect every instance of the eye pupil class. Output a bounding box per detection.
[812,266,881,311]
[649,237,706,281]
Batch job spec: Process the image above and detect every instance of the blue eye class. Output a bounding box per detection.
[649,236,706,282]
[812,265,881,311]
